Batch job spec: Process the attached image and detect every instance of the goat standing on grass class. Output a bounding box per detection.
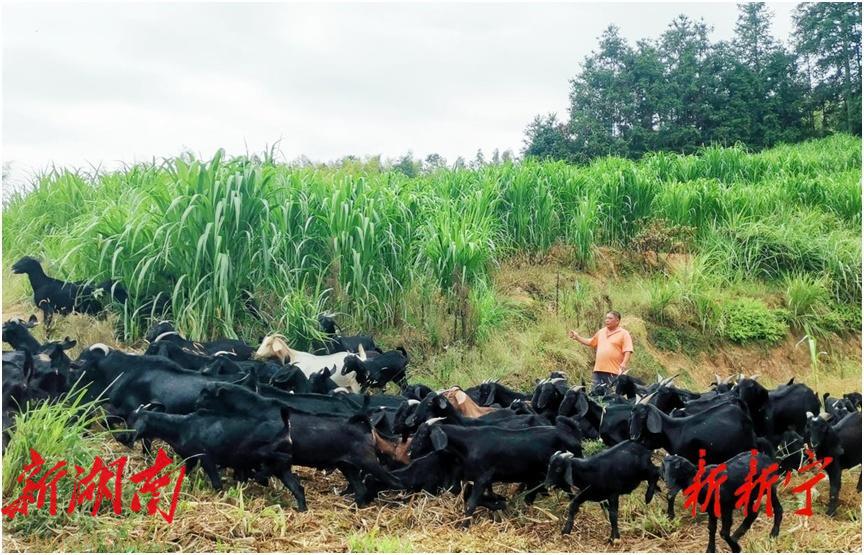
[11,256,127,331]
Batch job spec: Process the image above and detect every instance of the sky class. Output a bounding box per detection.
[2,1,797,185]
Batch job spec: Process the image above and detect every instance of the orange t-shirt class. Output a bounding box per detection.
[589,327,634,374]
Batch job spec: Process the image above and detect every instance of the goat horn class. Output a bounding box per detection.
[425,417,446,425]
[407,399,420,406]
[714,374,721,384]
[806,411,815,420]
[750,373,760,381]
[90,343,111,355]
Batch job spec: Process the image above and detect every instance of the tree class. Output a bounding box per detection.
[472,149,486,169]
[794,2,862,135]
[522,113,574,161]
[733,2,776,71]
[392,152,419,177]
[656,15,715,152]
[423,153,447,173]
[452,156,467,170]
[721,3,808,147]
[568,25,635,160]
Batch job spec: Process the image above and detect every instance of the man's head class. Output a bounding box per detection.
[604,311,621,330]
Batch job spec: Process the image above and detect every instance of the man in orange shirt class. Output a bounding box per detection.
[568,311,634,386]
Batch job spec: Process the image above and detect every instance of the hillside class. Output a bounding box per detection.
[2,135,861,552]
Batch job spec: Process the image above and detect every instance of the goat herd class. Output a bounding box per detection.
[2,257,863,553]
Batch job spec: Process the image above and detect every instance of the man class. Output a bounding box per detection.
[568,311,634,386]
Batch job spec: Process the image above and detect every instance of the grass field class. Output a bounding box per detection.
[2,135,861,551]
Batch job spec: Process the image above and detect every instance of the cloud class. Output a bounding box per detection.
[2,2,798,185]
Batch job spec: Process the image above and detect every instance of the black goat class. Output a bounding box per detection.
[195,383,402,506]
[2,315,41,352]
[557,386,631,445]
[823,392,856,423]
[806,411,862,516]
[11,256,126,328]
[400,383,434,402]
[474,380,528,407]
[408,417,584,523]
[307,366,340,394]
[402,392,547,432]
[531,378,569,422]
[661,450,782,552]
[313,314,379,355]
[122,404,304,509]
[545,441,660,540]
[341,347,409,390]
[144,321,254,360]
[630,401,758,464]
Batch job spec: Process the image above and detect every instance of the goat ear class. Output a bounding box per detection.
[483,386,496,406]
[436,395,448,410]
[273,338,290,363]
[60,337,77,350]
[787,377,794,385]
[564,462,575,487]
[26,314,38,328]
[430,427,448,451]
[647,408,663,434]
[576,393,589,417]
[149,402,167,413]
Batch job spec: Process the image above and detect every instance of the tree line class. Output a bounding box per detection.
[524,2,862,163]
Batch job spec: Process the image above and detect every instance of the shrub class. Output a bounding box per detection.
[718,298,789,344]
[783,273,833,335]
[649,326,681,351]
[644,279,682,324]
[631,218,696,257]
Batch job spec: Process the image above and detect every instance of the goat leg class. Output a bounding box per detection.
[666,490,678,519]
[730,511,757,543]
[826,465,841,516]
[40,303,55,338]
[278,468,307,512]
[200,456,223,491]
[607,495,621,542]
[562,490,589,535]
[769,486,783,538]
[338,465,369,507]
[706,513,717,553]
[461,471,494,528]
[719,509,740,553]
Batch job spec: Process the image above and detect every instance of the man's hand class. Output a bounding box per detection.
[569,329,593,347]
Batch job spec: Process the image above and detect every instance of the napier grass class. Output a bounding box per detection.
[2,134,861,551]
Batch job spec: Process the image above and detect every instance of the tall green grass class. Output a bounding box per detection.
[3,135,860,342]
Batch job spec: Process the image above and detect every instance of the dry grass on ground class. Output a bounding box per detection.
[4,450,862,553]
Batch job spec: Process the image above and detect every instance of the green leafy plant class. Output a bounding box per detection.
[717,298,789,344]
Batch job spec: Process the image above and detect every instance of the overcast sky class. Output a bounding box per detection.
[2,2,797,185]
